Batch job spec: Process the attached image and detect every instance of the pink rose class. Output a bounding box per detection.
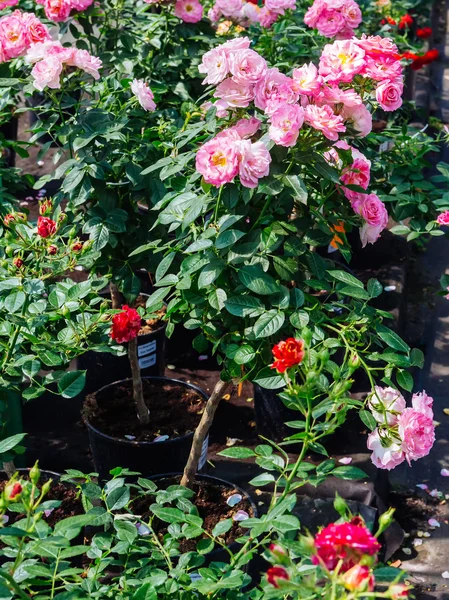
[362,55,402,82]
[319,39,365,83]
[0,0,18,9]
[304,0,325,28]
[21,12,50,44]
[398,408,435,464]
[264,0,295,15]
[70,0,94,11]
[318,86,362,107]
[269,104,304,147]
[219,36,251,57]
[342,103,372,137]
[236,139,271,188]
[207,4,221,21]
[411,391,433,419]
[375,77,403,112]
[367,429,405,470]
[214,77,254,108]
[242,2,261,22]
[437,210,449,225]
[232,116,261,138]
[131,79,156,111]
[355,33,398,58]
[341,152,371,203]
[201,99,229,118]
[292,63,322,95]
[358,194,388,246]
[215,0,243,17]
[254,67,298,114]
[174,0,203,22]
[195,133,239,186]
[26,40,72,63]
[0,12,28,59]
[68,48,102,79]
[43,0,71,22]
[304,104,346,140]
[229,48,267,84]
[341,0,361,28]
[258,6,278,27]
[31,55,63,90]
[368,386,406,426]
[198,47,229,85]
[315,9,345,37]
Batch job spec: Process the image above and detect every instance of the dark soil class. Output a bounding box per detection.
[389,490,443,535]
[132,476,254,552]
[134,297,166,336]
[83,378,206,442]
[0,474,83,528]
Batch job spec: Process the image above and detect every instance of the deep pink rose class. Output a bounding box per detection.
[437,211,449,226]
[195,133,239,186]
[398,408,435,464]
[376,78,403,112]
[174,0,203,22]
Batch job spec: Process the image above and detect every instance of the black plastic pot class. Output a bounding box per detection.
[150,472,258,565]
[254,383,301,443]
[0,117,18,167]
[84,377,209,481]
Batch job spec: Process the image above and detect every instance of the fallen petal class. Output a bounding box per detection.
[136,523,151,535]
[441,469,449,477]
[402,548,412,555]
[154,435,169,442]
[233,510,249,522]
[44,509,54,518]
[416,484,428,490]
[226,437,243,447]
[442,571,449,579]
[428,518,440,528]
[413,538,423,546]
[429,489,440,497]
[1,515,9,524]
[338,457,352,465]
[125,435,136,441]
[227,494,243,507]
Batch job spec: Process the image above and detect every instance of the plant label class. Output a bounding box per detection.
[138,340,157,357]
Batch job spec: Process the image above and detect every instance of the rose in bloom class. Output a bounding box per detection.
[266,566,289,588]
[269,104,304,147]
[215,0,243,17]
[376,78,403,112]
[271,338,305,373]
[368,386,406,426]
[437,211,449,225]
[304,104,346,141]
[264,0,295,15]
[174,0,203,23]
[229,49,267,84]
[8,482,22,499]
[68,48,102,79]
[0,0,19,9]
[43,0,71,22]
[363,55,402,82]
[196,133,239,186]
[340,150,371,204]
[37,216,57,237]
[411,391,433,419]
[25,40,71,64]
[233,116,261,138]
[70,0,94,11]
[342,565,375,592]
[31,55,63,90]
[342,103,372,137]
[292,62,322,95]
[355,33,398,58]
[398,13,413,29]
[417,27,432,39]
[318,86,362,107]
[21,12,50,44]
[304,0,361,38]
[313,518,381,571]
[214,77,254,108]
[398,408,435,464]
[389,584,409,599]
[358,194,388,247]
[198,47,229,85]
[131,79,156,112]
[0,12,28,59]
[367,428,405,470]
[110,306,141,344]
[258,6,278,27]
[254,67,298,114]
[319,39,365,83]
[236,140,271,188]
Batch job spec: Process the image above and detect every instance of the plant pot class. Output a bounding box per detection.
[0,117,18,167]
[150,472,258,565]
[254,383,301,443]
[83,377,209,481]
[0,388,25,468]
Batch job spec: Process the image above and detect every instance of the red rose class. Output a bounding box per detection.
[270,338,305,373]
[342,565,375,592]
[387,16,396,25]
[110,305,141,344]
[266,566,289,588]
[269,543,287,558]
[47,245,58,255]
[13,257,23,269]
[71,241,84,252]
[423,48,439,62]
[312,520,381,572]
[398,14,413,29]
[416,26,432,38]
[37,216,57,238]
[9,483,22,500]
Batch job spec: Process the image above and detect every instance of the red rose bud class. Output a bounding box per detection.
[416,27,432,38]
[13,257,23,269]
[39,199,53,216]
[398,14,413,29]
[389,584,409,599]
[387,16,396,25]
[3,214,15,227]
[423,48,439,62]
[71,241,83,252]
[270,338,305,373]
[342,565,375,592]
[266,566,289,588]
[110,305,141,344]
[47,245,58,256]
[37,216,57,238]
[269,543,288,558]
[9,483,22,500]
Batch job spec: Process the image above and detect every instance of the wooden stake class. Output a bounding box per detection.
[128,337,149,425]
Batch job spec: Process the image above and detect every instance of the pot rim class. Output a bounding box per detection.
[0,467,61,480]
[84,376,209,447]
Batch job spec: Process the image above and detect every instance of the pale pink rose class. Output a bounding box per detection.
[398,408,435,464]
[25,40,71,63]
[219,36,251,56]
[207,4,221,21]
[319,39,365,83]
[21,12,51,44]
[342,103,372,137]
[31,54,63,90]
[362,55,402,82]
[233,116,261,138]
[411,391,433,419]
[437,211,449,226]
[0,0,18,10]
[198,47,229,85]
[258,6,278,27]
[254,67,298,114]
[236,139,271,188]
[195,134,239,186]
[368,386,406,426]
[68,48,102,79]
[201,100,229,118]
[264,0,295,15]
[304,0,325,28]
[242,2,260,22]
[0,13,28,59]
[0,41,6,62]
[341,152,371,203]
[292,63,322,95]
[360,222,384,246]
[341,0,361,28]
[315,9,345,37]
[43,0,71,22]
[70,0,94,11]
[354,33,398,58]
[269,104,304,147]
[131,79,156,111]
[175,0,203,22]
[319,85,362,107]
[304,103,346,140]
[229,48,267,84]
[214,77,254,108]
[215,0,243,17]
[367,429,405,470]
[375,77,403,112]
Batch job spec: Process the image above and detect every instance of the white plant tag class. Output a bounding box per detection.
[138,340,157,357]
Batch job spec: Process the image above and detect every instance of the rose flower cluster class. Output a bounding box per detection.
[304,0,362,39]
[35,0,94,23]
[208,0,296,31]
[367,387,435,470]
[25,40,101,91]
[144,0,203,24]
[0,10,50,62]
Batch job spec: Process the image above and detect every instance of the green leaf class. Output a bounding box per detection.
[339,285,370,300]
[225,295,263,317]
[150,505,186,523]
[155,253,175,282]
[198,261,224,289]
[377,326,410,353]
[410,348,425,368]
[328,270,364,288]
[197,538,214,554]
[397,370,413,392]
[106,487,130,510]
[333,466,367,480]
[90,223,109,251]
[57,371,86,398]
[253,310,285,338]
[132,583,157,600]
[5,291,25,313]
[238,265,279,296]
[215,229,245,249]
[234,344,257,365]
[253,367,285,390]
[284,174,308,204]
[54,513,98,539]
[367,278,383,298]
[208,288,227,311]
[212,519,232,537]
[373,566,406,582]
[218,447,256,459]
[248,473,275,487]
[0,433,26,455]
[359,410,376,431]
[290,311,309,329]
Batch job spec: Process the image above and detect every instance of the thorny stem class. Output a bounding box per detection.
[128,337,149,426]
